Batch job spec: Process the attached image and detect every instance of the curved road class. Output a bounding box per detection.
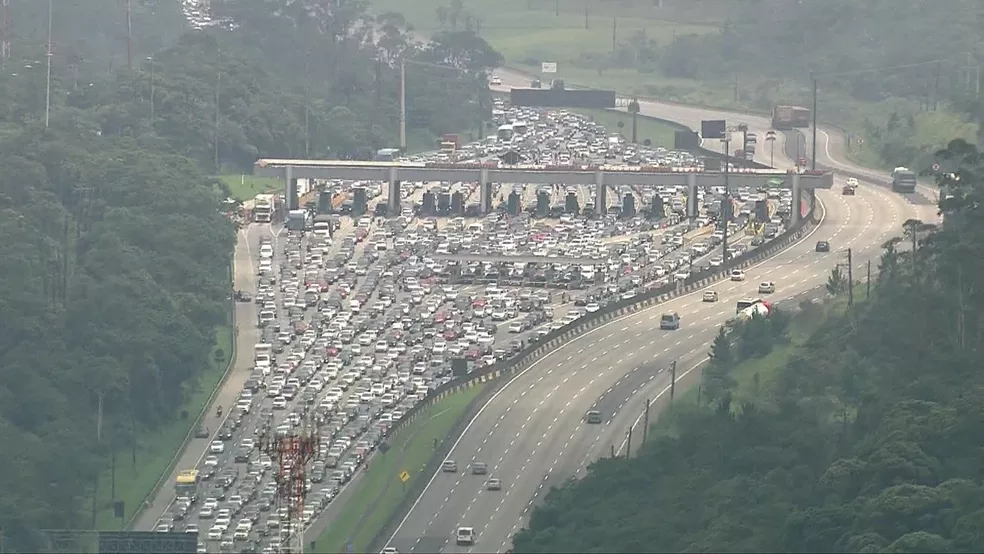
[384,70,938,554]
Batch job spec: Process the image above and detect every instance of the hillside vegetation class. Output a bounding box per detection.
[514,142,984,553]
[378,0,984,169]
[0,0,490,549]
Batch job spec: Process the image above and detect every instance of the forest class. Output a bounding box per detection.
[513,140,984,553]
[0,0,492,549]
[614,0,984,167]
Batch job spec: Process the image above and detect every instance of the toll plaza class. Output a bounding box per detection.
[253,159,834,225]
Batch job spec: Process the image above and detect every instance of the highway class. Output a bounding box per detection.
[385,69,940,554]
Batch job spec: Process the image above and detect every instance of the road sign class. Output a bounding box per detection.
[932,163,941,172]
[541,62,557,73]
[399,470,410,483]
[857,137,864,145]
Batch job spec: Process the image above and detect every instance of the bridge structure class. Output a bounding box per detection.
[253,159,834,225]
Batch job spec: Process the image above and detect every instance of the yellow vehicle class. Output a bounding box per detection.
[175,469,200,499]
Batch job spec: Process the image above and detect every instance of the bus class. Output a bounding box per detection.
[891,166,917,193]
[175,469,199,499]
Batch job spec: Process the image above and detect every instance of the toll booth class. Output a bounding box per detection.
[437,192,451,214]
[317,190,332,214]
[622,193,636,218]
[508,191,521,216]
[649,195,664,220]
[451,191,464,215]
[421,192,436,216]
[352,187,367,217]
[536,190,550,218]
[754,199,768,221]
[565,192,579,214]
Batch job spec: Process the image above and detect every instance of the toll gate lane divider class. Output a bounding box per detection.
[357,196,820,553]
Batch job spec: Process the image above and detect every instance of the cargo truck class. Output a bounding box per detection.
[253,193,279,223]
[286,209,306,231]
[771,105,811,130]
[891,167,917,193]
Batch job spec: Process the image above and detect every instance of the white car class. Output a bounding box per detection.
[730,269,746,281]
[209,440,224,454]
[584,302,600,313]
[702,291,718,302]
[490,75,501,86]
[758,281,776,294]
[846,177,859,187]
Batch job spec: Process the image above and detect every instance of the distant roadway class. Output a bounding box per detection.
[383,68,939,554]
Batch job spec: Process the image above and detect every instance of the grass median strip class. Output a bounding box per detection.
[314,383,487,554]
[218,174,281,201]
[93,323,233,529]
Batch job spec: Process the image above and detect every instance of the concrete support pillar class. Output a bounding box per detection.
[479,168,493,214]
[686,173,698,220]
[285,166,297,214]
[595,171,606,214]
[387,168,401,215]
[791,173,802,225]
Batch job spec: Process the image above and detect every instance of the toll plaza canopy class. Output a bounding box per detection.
[254,159,835,190]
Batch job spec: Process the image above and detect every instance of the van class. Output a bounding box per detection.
[659,312,681,330]
[456,527,475,546]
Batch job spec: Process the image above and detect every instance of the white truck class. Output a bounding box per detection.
[254,343,273,369]
[253,194,279,223]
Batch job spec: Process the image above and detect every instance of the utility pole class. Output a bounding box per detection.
[669,360,677,401]
[625,427,632,458]
[721,134,731,261]
[147,56,155,127]
[213,72,220,170]
[847,248,854,308]
[866,259,871,298]
[612,17,616,52]
[399,59,406,151]
[610,444,615,458]
[125,0,132,71]
[44,0,52,128]
[584,3,588,28]
[642,398,651,445]
[933,60,941,111]
[555,0,559,16]
[1,0,11,67]
[811,75,818,171]
[303,54,310,157]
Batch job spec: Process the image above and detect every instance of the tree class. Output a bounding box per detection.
[826,265,847,295]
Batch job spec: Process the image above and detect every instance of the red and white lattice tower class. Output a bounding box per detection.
[260,413,320,554]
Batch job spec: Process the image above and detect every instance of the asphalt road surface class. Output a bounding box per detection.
[385,70,940,553]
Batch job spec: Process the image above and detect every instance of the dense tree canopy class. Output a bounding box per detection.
[515,142,984,553]
[0,0,493,549]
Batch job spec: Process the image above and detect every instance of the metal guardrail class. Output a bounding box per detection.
[364,195,819,552]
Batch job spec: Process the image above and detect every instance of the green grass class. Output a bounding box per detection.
[374,0,713,65]
[92,323,234,530]
[218,174,281,201]
[572,108,677,148]
[313,384,488,554]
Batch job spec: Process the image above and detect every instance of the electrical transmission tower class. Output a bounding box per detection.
[259,412,321,554]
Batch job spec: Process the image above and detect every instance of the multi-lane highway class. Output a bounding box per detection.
[384,69,939,554]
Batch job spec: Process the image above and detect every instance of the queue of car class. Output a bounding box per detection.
[161,107,782,554]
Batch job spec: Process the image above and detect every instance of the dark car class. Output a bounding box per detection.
[815,240,831,252]
[195,424,210,439]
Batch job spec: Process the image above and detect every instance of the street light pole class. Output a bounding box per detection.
[44,0,52,128]
[722,133,730,262]
[147,56,155,127]
[399,58,406,151]
[811,74,818,171]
